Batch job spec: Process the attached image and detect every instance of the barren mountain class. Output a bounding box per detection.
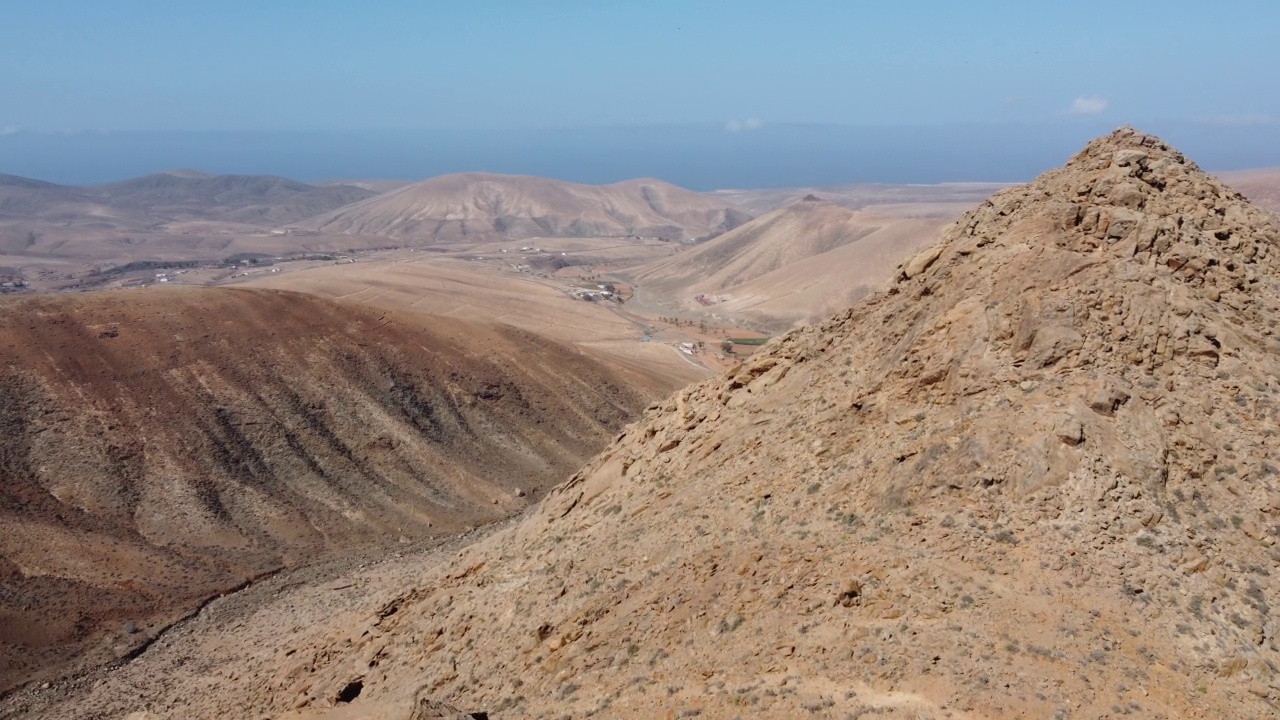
[1219,168,1280,217]
[0,174,137,226]
[298,173,749,243]
[314,179,417,195]
[0,170,380,272]
[0,174,80,217]
[627,197,944,326]
[87,171,376,225]
[0,286,658,694]
[39,127,1280,719]
[0,170,373,228]
[708,181,1009,217]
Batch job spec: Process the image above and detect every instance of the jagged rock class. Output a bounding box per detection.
[410,697,487,720]
[1052,415,1085,446]
[900,245,944,279]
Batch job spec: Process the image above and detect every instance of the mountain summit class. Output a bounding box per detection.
[296,173,748,243]
[36,129,1280,719]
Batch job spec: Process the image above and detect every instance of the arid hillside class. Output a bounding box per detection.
[0,169,374,230]
[707,181,1009,216]
[0,287,657,695]
[626,197,944,326]
[40,127,1280,720]
[1219,168,1280,216]
[297,173,749,243]
[0,174,149,254]
[314,179,417,195]
[0,170,384,287]
[0,174,112,221]
[87,171,376,224]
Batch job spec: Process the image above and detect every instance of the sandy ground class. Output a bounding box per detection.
[239,246,718,388]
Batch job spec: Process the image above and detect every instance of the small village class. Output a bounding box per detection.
[0,275,28,293]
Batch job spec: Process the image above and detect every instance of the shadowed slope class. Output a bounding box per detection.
[0,287,652,693]
[88,172,376,224]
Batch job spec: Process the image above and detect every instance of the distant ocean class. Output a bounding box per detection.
[1,121,1274,188]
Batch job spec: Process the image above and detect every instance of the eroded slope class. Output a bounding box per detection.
[0,287,651,694]
[628,197,944,326]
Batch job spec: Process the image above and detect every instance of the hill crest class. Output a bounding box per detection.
[298,172,749,243]
[87,172,376,224]
[627,197,943,326]
[0,286,654,694]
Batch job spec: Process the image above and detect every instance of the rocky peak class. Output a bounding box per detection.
[494,130,1280,714]
[913,126,1279,307]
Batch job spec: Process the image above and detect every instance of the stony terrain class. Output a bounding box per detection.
[0,287,659,695]
[14,127,1280,719]
[297,173,748,243]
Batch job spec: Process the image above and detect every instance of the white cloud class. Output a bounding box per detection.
[1069,96,1109,115]
[0,126,18,136]
[725,118,764,133]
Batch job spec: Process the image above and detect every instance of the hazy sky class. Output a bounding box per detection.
[2,1,1277,185]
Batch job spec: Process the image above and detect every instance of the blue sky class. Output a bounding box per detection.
[1,1,1277,185]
